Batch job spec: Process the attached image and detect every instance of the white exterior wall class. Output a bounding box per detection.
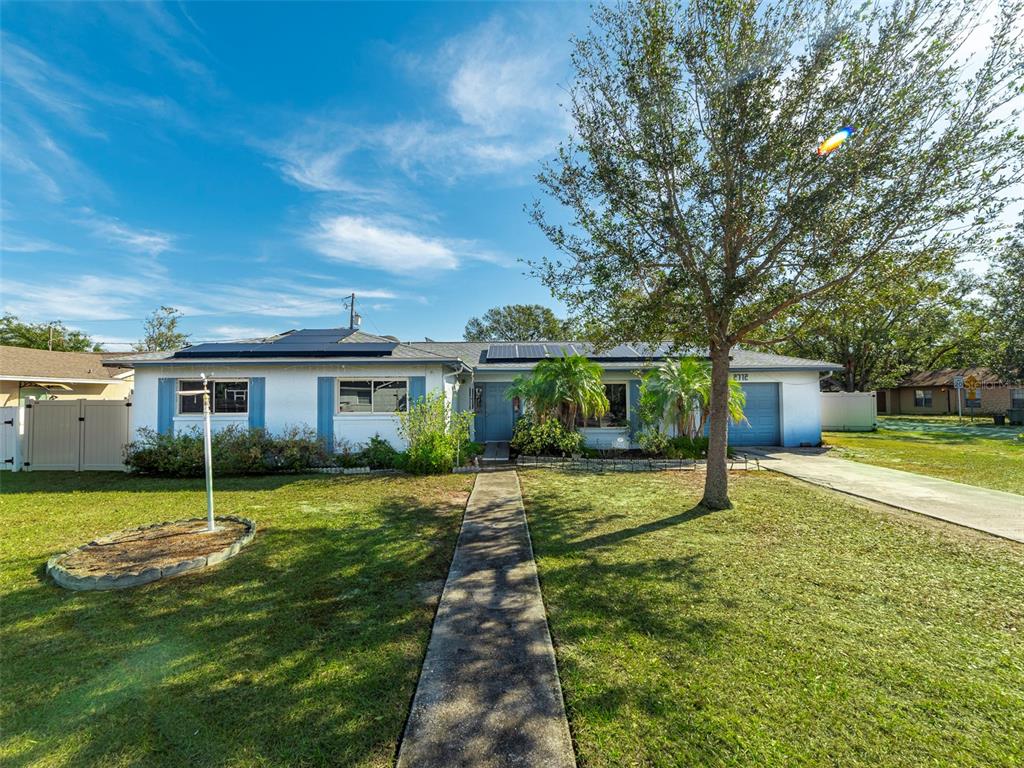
[131,363,450,449]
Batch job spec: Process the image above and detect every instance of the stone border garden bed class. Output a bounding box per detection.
[513,454,762,472]
[47,515,256,591]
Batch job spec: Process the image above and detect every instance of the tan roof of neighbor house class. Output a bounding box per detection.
[0,345,131,381]
[897,367,1006,388]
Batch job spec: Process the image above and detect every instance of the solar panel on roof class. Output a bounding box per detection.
[173,327,397,359]
[484,340,676,362]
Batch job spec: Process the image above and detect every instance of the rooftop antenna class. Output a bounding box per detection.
[346,293,362,329]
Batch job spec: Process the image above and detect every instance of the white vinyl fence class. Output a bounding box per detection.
[1,407,18,470]
[821,392,877,432]
[24,399,131,471]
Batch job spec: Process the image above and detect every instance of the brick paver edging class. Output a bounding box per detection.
[46,516,256,591]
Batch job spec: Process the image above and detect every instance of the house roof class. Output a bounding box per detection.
[0,345,132,382]
[896,367,1008,388]
[103,330,465,367]
[103,328,838,372]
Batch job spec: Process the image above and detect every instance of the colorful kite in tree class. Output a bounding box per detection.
[816,126,855,156]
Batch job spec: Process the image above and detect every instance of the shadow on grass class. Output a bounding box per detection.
[1,492,463,768]
[0,471,336,495]
[521,474,728,735]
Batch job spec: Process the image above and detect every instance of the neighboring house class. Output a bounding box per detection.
[877,367,1024,415]
[104,328,838,449]
[0,345,134,406]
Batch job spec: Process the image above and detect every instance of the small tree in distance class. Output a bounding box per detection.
[531,0,1024,508]
[464,304,574,341]
[0,314,101,352]
[134,306,190,352]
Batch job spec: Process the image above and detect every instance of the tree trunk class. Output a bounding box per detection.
[701,343,732,509]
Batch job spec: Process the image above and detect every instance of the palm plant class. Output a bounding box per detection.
[507,373,550,420]
[641,358,746,438]
[529,354,609,429]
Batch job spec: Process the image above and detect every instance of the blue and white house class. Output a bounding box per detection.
[108,328,837,449]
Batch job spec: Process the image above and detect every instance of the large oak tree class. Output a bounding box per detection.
[531,0,1023,508]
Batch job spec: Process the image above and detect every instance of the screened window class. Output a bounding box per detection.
[338,380,373,412]
[913,389,932,408]
[1012,388,1024,410]
[578,383,628,428]
[338,379,408,414]
[177,379,248,415]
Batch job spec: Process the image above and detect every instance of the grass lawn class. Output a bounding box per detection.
[823,424,1024,495]
[0,471,472,768]
[521,469,1024,768]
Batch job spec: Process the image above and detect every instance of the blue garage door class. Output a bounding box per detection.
[729,382,780,446]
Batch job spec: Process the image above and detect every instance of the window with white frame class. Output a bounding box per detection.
[177,379,249,415]
[337,378,408,413]
[913,389,932,408]
[577,383,629,428]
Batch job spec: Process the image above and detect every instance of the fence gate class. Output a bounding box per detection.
[1,407,17,470]
[25,399,131,471]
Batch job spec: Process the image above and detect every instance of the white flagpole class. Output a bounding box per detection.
[201,373,215,531]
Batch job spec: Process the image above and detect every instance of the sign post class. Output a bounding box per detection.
[953,375,964,423]
[964,374,981,419]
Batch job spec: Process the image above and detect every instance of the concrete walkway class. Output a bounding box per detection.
[397,471,575,768]
[747,449,1024,543]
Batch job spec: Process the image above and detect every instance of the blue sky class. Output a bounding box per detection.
[1,1,591,349]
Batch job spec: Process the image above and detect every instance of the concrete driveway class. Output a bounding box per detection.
[744,448,1024,544]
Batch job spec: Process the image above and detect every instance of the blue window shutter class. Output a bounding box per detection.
[317,376,335,450]
[409,376,426,405]
[157,378,176,435]
[248,377,266,430]
[628,379,642,434]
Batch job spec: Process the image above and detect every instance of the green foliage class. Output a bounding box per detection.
[124,425,333,476]
[640,358,746,437]
[0,314,101,352]
[665,435,712,460]
[636,429,670,456]
[463,304,574,341]
[984,227,1024,383]
[511,354,609,428]
[133,305,190,352]
[359,434,401,469]
[510,415,585,456]
[760,252,984,391]
[397,393,474,474]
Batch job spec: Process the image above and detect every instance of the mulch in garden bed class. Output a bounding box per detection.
[60,518,250,578]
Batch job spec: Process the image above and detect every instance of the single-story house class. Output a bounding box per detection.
[104,328,838,449]
[0,345,134,407]
[877,368,1024,416]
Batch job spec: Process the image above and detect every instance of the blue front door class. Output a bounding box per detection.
[482,382,514,442]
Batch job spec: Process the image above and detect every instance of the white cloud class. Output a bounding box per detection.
[259,9,576,190]
[0,230,69,253]
[1,275,158,321]
[258,122,393,201]
[308,215,475,272]
[82,212,176,256]
[183,278,402,318]
[442,15,568,137]
[205,325,281,341]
